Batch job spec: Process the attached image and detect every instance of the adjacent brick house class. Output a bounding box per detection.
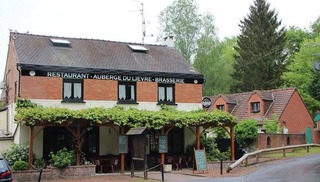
[0,32,204,161]
[207,88,318,146]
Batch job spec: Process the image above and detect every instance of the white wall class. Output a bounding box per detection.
[0,139,13,153]
[184,126,196,152]
[99,126,118,155]
[30,99,202,112]
[0,109,7,131]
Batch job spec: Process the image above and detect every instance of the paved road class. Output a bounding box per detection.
[196,154,320,182]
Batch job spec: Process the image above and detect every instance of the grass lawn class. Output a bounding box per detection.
[261,147,320,158]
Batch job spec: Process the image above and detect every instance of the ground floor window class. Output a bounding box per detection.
[43,127,73,161]
[43,126,99,161]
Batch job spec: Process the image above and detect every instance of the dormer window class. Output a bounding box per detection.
[217,105,225,111]
[251,102,260,113]
[50,38,71,48]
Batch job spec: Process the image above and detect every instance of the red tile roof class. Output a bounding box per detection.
[207,88,297,121]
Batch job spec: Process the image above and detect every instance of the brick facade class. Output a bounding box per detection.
[279,91,314,134]
[18,76,202,103]
[255,133,306,150]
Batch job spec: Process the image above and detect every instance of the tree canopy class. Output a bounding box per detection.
[231,0,287,92]
[158,0,201,62]
[282,36,320,114]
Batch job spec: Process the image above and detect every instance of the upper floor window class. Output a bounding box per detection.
[217,105,225,111]
[63,79,83,102]
[158,84,175,104]
[118,82,136,103]
[251,102,260,113]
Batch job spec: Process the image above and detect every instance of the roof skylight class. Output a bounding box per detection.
[128,45,148,53]
[50,38,71,48]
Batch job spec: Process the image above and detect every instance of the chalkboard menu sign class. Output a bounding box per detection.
[118,135,128,154]
[158,135,168,153]
[193,148,208,172]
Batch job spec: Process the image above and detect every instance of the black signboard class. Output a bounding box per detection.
[158,135,168,153]
[119,135,128,154]
[193,148,208,172]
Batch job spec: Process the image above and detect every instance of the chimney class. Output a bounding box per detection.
[163,36,174,47]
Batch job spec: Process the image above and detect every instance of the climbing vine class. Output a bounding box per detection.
[15,99,236,128]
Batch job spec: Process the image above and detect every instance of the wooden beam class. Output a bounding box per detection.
[196,126,200,149]
[120,126,125,174]
[161,128,165,164]
[230,125,235,161]
[76,125,81,165]
[28,126,34,169]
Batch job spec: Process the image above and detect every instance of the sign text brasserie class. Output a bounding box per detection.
[46,71,185,84]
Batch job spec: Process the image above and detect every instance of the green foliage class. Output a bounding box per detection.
[208,127,229,139]
[311,16,320,37]
[235,119,258,148]
[309,72,320,100]
[15,99,237,129]
[12,160,29,171]
[185,136,229,161]
[49,148,75,169]
[231,0,287,92]
[158,0,201,62]
[16,98,38,108]
[33,157,46,169]
[3,144,29,166]
[263,115,280,134]
[281,36,320,115]
[284,26,311,67]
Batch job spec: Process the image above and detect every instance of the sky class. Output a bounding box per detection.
[0,0,319,82]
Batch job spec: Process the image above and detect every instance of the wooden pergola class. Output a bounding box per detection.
[26,120,236,173]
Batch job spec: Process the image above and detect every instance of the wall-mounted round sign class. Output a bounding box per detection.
[202,97,211,108]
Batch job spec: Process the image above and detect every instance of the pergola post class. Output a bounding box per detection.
[196,126,200,149]
[28,126,34,169]
[230,125,235,161]
[161,128,165,164]
[120,126,125,173]
[76,125,81,165]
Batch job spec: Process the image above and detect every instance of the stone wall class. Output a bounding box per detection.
[13,165,96,182]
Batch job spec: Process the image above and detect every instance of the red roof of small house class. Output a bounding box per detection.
[207,88,297,121]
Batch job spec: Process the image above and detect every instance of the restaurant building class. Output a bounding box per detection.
[0,32,204,168]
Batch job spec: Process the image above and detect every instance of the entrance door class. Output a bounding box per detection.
[306,127,312,144]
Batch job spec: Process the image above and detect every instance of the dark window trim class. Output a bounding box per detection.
[62,79,84,103]
[117,81,137,104]
[157,84,175,105]
[217,104,225,111]
[251,102,260,113]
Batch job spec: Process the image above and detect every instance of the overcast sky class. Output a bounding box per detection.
[0,0,319,82]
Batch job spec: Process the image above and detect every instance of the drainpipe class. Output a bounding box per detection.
[4,70,10,135]
[17,66,21,97]
[5,107,9,135]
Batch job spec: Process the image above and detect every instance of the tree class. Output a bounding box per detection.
[311,16,320,37]
[284,26,311,64]
[262,114,280,134]
[235,119,258,150]
[158,0,201,62]
[281,36,320,114]
[231,0,287,92]
[193,13,235,95]
[309,71,320,101]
